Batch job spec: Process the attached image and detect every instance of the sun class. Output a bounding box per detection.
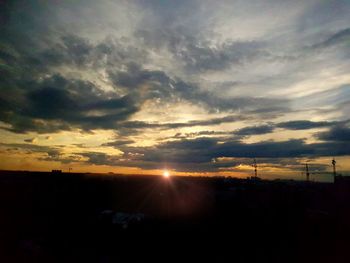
[163,170,170,178]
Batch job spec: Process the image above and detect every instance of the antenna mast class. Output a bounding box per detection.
[253,158,258,178]
[305,163,310,182]
[332,158,336,178]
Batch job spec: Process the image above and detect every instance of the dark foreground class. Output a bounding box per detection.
[0,171,350,262]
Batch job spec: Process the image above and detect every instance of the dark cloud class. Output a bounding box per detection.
[80,137,350,172]
[120,137,343,167]
[102,140,135,147]
[60,34,93,66]
[17,34,94,70]
[234,125,274,136]
[160,120,338,140]
[78,152,119,166]
[24,138,37,143]
[109,63,170,93]
[38,152,83,164]
[0,74,140,133]
[117,119,346,142]
[317,125,350,142]
[0,142,60,158]
[165,130,228,140]
[0,17,154,134]
[0,25,289,135]
[276,120,335,130]
[313,28,350,49]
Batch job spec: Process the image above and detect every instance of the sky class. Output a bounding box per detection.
[0,0,350,181]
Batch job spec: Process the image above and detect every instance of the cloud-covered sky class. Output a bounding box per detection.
[1,0,350,180]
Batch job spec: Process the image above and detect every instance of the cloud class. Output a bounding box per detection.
[312,28,350,49]
[317,124,350,142]
[0,26,290,135]
[24,138,37,143]
[0,74,140,133]
[0,142,60,158]
[119,114,248,130]
[109,64,290,114]
[276,120,335,130]
[161,120,340,140]
[60,34,93,66]
[229,120,340,137]
[1,0,350,176]
[234,125,274,136]
[81,136,350,172]
[142,31,269,72]
[102,140,135,147]
[112,119,348,142]
[0,142,82,164]
[78,152,120,166]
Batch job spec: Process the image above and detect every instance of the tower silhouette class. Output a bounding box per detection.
[305,163,310,182]
[253,158,258,178]
[332,158,336,179]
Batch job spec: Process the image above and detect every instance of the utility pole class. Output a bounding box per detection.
[253,158,258,178]
[332,158,336,178]
[305,163,310,182]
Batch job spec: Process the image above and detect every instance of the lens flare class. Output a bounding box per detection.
[163,170,170,178]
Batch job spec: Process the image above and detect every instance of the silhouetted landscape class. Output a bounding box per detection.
[1,170,350,262]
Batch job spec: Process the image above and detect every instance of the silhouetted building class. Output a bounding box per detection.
[334,175,350,184]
